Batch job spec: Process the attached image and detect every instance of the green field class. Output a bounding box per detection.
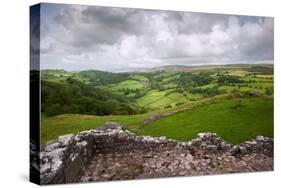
[41,64,274,145]
[42,97,273,144]
[129,75,149,82]
[41,113,147,143]
[136,90,187,109]
[108,80,146,92]
[142,97,273,144]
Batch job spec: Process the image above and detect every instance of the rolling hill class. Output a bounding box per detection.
[41,64,274,144]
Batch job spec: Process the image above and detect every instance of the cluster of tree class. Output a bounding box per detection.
[78,70,130,85]
[121,88,131,96]
[217,75,244,84]
[265,87,274,96]
[149,79,161,90]
[41,78,145,116]
[247,66,273,74]
[134,89,147,98]
[179,72,213,89]
[119,88,147,98]
[190,86,222,97]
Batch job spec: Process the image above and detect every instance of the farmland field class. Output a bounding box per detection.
[41,64,274,144]
[142,97,273,144]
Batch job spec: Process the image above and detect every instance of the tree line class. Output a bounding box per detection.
[41,78,145,116]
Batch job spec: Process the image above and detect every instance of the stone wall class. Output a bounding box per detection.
[40,122,273,185]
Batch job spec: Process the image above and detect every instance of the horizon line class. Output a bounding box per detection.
[38,62,274,73]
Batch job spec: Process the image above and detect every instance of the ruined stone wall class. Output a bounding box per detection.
[40,122,273,185]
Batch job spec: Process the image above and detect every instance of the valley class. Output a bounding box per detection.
[41,64,274,144]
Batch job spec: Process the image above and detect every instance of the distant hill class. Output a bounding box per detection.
[40,63,273,117]
[138,63,273,73]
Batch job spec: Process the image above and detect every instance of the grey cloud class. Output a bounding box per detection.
[40,3,274,72]
[165,12,228,34]
[54,6,151,47]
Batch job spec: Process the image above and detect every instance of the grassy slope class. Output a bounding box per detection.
[41,113,152,144]
[42,97,273,145]
[42,94,224,143]
[129,75,149,82]
[109,80,146,91]
[142,97,273,144]
[41,66,273,144]
[136,90,187,109]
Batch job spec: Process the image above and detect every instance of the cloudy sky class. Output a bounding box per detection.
[39,3,274,72]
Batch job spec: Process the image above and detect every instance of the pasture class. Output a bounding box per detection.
[41,64,274,144]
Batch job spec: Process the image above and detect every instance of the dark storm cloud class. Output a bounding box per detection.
[53,6,151,47]
[40,3,274,71]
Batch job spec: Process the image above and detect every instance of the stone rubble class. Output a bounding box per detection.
[40,121,273,185]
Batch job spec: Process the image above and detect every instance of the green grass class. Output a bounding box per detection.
[71,73,91,84]
[227,70,249,76]
[196,83,218,89]
[184,92,203,100]
[129,75,149,82]
[167,93,186,102]
[42,96,273,145]
[41,67,274,145]
[162,83,178,89]
[142,97,273,144]
[41,94,226,143]
[154,72,176,79]
[148,97,175,108]
[42,77,68,83]
[109,80,146,91]
[161,74,180,83]
[240,76,272,83]
[218,82,273,94]
[41,70,73,83]
[41,113,149,144]
[137,90,167,107]
[136,90,186,109]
